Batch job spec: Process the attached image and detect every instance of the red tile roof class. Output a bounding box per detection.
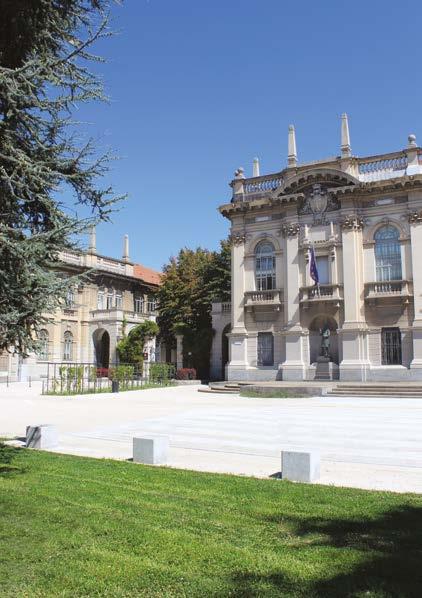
[133,263,162,286]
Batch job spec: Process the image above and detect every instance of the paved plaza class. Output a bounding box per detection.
[2,382,422,493]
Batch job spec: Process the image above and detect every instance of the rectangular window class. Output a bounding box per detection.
[134,297,144,313]
[97,291,104,310]
[147,297,157,312]
[106,293,114,310]
[316,256,330,285]
[257,332,274,366]
[381,327,402,365]
[115,293,122,309]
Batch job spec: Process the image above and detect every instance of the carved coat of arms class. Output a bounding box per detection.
[300,184,339,224]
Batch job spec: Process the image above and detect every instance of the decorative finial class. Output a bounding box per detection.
[288,124,297,167]
[123,234,130,261]
[408,134,417,148]
[234,167,245,179]
[253,157,260,177]
[341,113,351,158]
[88,225,96,253]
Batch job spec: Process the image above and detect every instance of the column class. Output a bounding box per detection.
[338,215,369,381]
[280,222,306,380]
[175,334,184,370]
[409,206,422,377]
[226,234,248,380]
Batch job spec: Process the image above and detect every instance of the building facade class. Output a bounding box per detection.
[0,230,163,381]
[211,115,422,382]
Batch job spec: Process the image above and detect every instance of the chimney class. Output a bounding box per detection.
[123,234,130,262]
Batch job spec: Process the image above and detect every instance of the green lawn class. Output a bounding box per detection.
[2,445,422,597]
[240,389,307,399]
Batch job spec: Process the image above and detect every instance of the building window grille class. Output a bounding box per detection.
[115,293,123,309]
[63,331,73,361]
[381,327,402,365]
[38,329,49,360]
[106,293,114,310]
[97,290,105,310]
[134,297,144,313]
[257,332,274,366]
[255,241,276,291]
[375,225,402,282]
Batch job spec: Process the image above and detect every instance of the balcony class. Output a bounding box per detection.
[364,280,413,305]
[244,289,283,312]
[300,284,343,307]
[90,308,157,322]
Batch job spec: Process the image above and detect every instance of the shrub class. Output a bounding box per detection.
[176,368,196,380]
[149,363,175,383]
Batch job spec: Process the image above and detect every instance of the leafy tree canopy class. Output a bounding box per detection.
[0,0,124,354]
[157,240,231,378]
[117,320,159,365]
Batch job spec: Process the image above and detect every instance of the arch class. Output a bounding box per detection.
[255,240,276,291]
[308,315,339,365]
[277,168,359,196]
[247,233,281,254]
[93,328,110,368]
[221,323,231,380]
[374,224,402,281]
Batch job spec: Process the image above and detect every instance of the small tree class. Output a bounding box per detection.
[117,321,159,367]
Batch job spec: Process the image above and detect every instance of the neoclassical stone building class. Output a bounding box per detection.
[211,115,422,381]
[0,230,163,381]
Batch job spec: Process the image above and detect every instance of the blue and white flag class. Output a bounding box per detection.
[309,246,319,286]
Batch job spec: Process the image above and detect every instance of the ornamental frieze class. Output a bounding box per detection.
[340,214,365,231]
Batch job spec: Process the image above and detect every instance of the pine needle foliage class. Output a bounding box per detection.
[0,0,124,354]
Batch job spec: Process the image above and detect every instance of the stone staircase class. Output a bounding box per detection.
[326,383,422,398]
[198,382,245,394]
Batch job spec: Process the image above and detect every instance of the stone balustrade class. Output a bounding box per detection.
[90,308,157,321]
[242,173,284,196]
[358,153,408,182]
[221,302,231,313]
[244,289,283,306]
[300,284,343,304]
[365,280,413,300]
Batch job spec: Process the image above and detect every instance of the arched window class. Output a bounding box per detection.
[375,225,402,282]
[63,331,73,361]
[255,241,276,291]
[38,329,49,360]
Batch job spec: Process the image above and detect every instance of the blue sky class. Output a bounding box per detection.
[70,0,421,271]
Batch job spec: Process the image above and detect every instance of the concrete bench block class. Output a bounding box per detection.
[26,425,58,449]
[281,449,320,482]
[133,436,169,465]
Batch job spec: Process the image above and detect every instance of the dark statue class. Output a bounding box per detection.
[320,326,331,359]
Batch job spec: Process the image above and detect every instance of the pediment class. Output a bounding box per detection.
[278,168,359,196]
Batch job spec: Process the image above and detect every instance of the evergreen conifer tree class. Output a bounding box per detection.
[0,0,124,354]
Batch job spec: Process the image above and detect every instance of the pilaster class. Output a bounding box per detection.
[408,206,422,372]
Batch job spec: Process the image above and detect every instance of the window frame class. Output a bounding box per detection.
[63,331,73,361]
[257,332,274,367]
[255,241,276,292]
[381,327,402,366]
[374,225,402,282]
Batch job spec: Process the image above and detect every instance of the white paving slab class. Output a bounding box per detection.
[2,381,422,492]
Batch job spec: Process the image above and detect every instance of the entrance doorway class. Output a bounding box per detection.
[93,329,110,368]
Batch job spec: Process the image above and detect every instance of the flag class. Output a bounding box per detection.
[310,246,319,285]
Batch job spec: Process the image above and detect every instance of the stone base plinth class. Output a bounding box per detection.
[281,449,320,483]
[26,424,58,449]
[133,436,169,465]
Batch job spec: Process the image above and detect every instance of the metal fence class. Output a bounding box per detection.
[41,362,175,395]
